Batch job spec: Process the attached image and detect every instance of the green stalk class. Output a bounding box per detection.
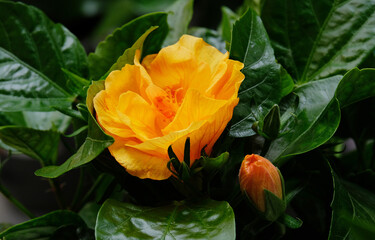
[70,168,85,210]
[74,174,105,211]
[0,184,35,219]
[48,178,66,209]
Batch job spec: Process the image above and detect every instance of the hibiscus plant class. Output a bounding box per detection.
[1,0,375,239]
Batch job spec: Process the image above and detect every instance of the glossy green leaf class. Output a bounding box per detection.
[0,210,87,240]
[0,48,73,111]
[163,0,194,46]
[0,111,70,132]
[329,169,375,239]
[261,0,375,82]
[96,199,235,240]
[266,76,341,163]
[229,9,292,137]
[0,1,88,93]
[62,68,91,98]
[0,126,60,166]
[107,26,158,75]
[88,12,168,80]
[336,68,375,108]
[0,111,70,152]
[34,81,113,178]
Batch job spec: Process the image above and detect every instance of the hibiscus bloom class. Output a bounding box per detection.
[94,35,244,180]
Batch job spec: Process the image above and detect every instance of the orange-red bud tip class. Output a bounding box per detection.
[239,154,282,212]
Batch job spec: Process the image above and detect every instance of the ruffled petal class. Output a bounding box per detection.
[177,35,228,72]
[109,140,172,180]
[94,91,135,139]
[207,59,244,100]
[105,52,152,103]
[116,91,161,140]
[162,89,228,135]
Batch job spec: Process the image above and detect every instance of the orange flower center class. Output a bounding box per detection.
[154,86,184,120]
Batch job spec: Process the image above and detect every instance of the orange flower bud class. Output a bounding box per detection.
[239,154,283,212]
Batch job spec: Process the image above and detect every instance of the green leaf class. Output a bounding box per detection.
[279,214,303,229]
[219,6,239,43]
[62,68,91,98]
[0,126,60,166]
[243,0,266,15]
[329,169,375,239]
[263,190,286,222]
[0,210,87,240]
[79,202,101,230]
[279,66,294,97]
[0,47,73,111]
[88,12,168,80]
[336,68,375,108]
[35,112,112,179]
[34,114,113,178]
[52,106,86,121]
[34,81,114,178]
[266,76,341,163]
[0,111,71,132]
[86,80,105,114]
[261,0,375,82]
[261,104,281,140]
[96,199,235,240]
[164,0,194,46]
[0,110,70,152]
[202,152,229,172]
[0,223,12,233]
[229,9,292,138]
[106,26,158,75]
[0,1,88,93]
[183,137,191,167]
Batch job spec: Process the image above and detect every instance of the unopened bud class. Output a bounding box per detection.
[239,154,284,220]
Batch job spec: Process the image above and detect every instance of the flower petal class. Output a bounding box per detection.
[109,140,172,180]
[177,35,228,72]
[116,91,163,140]
[105,54,152,103]
[94,91,135,139]
[162,89,228,135]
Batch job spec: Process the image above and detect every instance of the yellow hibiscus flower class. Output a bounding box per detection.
[94,35,244,180]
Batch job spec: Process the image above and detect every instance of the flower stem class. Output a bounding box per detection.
[0,183,35,219]
[70,168,84,210]
[48,178,66,209]
[74,174,105,211]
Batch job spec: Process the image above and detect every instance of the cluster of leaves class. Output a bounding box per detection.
[0,0,375,239]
